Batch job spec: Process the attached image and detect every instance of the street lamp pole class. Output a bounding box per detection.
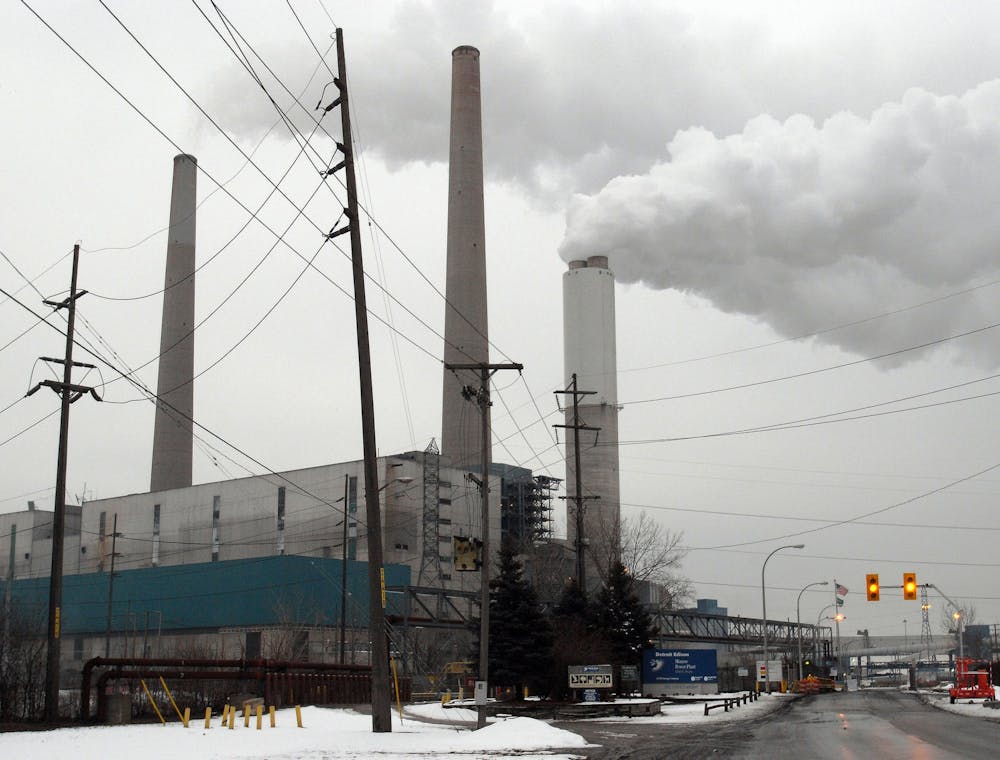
[761,543,804,694]
[815,605,833,666]
[796,581,828,680]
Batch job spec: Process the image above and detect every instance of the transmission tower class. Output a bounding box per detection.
[418,438,441,586]
[920,585,933,661]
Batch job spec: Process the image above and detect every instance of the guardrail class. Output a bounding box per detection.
[703,691,758,716]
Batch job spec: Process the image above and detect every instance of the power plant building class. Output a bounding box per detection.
[0,450,510,672]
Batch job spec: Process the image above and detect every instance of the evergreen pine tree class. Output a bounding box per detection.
[546,576,613,699]
[483,542,553,696]
[592,561,657,668]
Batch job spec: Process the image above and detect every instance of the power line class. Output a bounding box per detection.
[620,275,1000,374]
[618,377,1000,447]
[621,318,1000,408]
[691,457,1000,551]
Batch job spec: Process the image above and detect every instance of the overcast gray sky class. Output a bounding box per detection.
[3,0,1000,639]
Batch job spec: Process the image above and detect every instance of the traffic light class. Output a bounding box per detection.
[866,573,880,601]
[903,572,917,601]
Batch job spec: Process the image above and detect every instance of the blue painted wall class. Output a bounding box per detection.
[1,555,410,635]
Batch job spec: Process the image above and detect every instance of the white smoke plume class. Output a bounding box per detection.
[559,81,1000,367]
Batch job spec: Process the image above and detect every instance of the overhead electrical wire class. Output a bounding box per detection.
[620,275,1000,373]
[690,457,1000,551]
[621,318,1000,408]
[191,0,473,367]
[207,0,561,462]
[21,1,447,374]
[205,0,519,367]
[617,374,1000,447]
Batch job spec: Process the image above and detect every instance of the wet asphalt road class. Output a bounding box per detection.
[554,690,1000,759]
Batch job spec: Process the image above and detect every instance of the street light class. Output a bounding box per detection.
[761,543,804,694]
[953,611,964,662]
[796,581,829,680]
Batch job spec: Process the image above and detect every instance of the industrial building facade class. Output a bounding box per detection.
[0,448,558,685]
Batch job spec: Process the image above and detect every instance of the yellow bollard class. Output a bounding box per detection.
[139,679,166,725]
[228,706,235,730]
[523,686,529,700]
[183,706,190,728]
[391,657,404,722]
[158,676,184,722]
[256,704,263,730]
[244,706,251,728]
[221,704,229,725]
[441,690,450,705]
[204,707,212,729]
[269,705,276,728]
[295,705,303,728]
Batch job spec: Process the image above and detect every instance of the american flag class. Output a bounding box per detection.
[836,583,849,596]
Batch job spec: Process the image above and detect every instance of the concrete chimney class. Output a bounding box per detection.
[441,46,489,470]
[563,256,621,583]
[150,154,197,492]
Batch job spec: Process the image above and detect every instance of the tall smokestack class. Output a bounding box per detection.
[441,46,489,470]
[150,154,197,492]
[563,255,621,584]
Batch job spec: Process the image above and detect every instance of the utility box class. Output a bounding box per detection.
[474,681,487,705]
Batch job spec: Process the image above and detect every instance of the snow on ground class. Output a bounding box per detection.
[920,685,1000,722]
[0,706,591,760]
[581,693,796,725]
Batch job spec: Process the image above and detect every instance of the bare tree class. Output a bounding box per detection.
[938,603,977,634]
[0,605,47,720]
[593,512,693,608]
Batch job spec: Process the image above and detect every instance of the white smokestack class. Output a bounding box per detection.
[563,255,621,582]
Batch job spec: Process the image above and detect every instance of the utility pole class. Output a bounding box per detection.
[444,361,522,729]
[104,514,119,657]
[554,374,599,595]
[340,473,349,666]
[3,524,14,656]
[319,29,390,733]
[26,243,100,721]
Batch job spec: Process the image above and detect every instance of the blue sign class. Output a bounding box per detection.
[642,649,718,684]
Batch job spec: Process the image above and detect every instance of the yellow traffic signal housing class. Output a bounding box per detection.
[866,573,880,601]
[903,572,918,600]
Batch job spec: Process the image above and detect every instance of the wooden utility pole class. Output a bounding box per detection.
[340,473,349,665]
[26,243,100,721]
[554,374,599,595]
[444,361,522,729]
[104,514,119,657]
[322,28,391,733]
